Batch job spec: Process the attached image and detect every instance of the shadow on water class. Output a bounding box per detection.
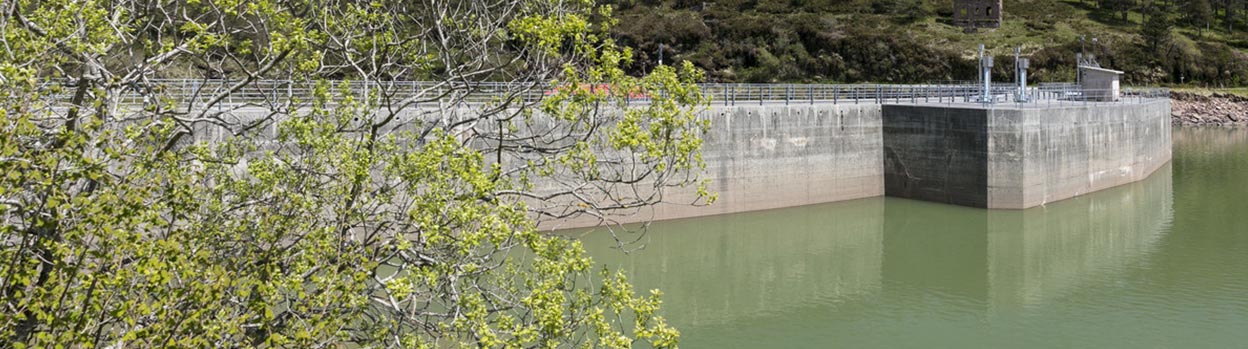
[575,159,1178,347]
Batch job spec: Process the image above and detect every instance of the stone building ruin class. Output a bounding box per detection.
[953,0,1002,31]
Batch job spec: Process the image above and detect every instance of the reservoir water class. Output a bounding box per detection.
[571,127,1248,348]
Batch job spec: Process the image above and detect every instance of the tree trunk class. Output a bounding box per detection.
[1226,0,1235,32]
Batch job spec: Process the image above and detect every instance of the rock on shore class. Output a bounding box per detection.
[1171,92,1248,126]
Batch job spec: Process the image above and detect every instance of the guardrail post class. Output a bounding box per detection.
[833,86,839,104]
[785,84,790,106]
[191,80,199,106]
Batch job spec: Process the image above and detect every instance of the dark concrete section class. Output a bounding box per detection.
[882,105,990,207]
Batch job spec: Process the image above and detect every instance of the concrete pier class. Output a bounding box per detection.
[882,101,1171,209]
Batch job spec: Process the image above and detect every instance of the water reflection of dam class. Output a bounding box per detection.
[1173,127,1248,154]
[573,197,885,328]
[986,163,1174,310]
[882,164,1174,310]
[574,162,1173,333]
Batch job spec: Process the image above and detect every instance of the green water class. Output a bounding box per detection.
[571,128,1248,348]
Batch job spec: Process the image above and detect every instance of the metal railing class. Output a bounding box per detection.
[35,80,552,109]
[701,83,1168,107]
[33,79,1169,109]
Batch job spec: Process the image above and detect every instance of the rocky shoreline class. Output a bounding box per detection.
[1171,92,1248,126]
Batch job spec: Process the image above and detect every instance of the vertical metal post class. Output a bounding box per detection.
[226,79,234,108]
[191,80,200,106]
[980,44,993,104]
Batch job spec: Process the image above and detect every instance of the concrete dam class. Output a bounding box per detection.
[619,99,1172,227]
[127,79,1170,228]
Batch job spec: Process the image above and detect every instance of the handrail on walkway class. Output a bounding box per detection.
[33,79,1170,108]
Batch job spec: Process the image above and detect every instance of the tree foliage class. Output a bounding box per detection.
[1,0,709,347]
[604,0,1248,85]
[1184,0,1215,37]
[1142,2,1175,53]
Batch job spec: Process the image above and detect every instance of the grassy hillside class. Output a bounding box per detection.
[608,0,1248,86]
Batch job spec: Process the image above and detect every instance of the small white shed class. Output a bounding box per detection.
[1078,66,1122,102]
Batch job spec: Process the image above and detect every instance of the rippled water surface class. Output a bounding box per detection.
[570,127,1248,348]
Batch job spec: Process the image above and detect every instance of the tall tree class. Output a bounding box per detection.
[1186,0,1216,37]
[1100,0,1136,21]
[1223,0,1238,31]
[1144,2,1176,53]
[1,0,709,347]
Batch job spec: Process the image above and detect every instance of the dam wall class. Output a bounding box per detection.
[882,101,1171,209]
[641,104,885,223]
[200,99,1172,229]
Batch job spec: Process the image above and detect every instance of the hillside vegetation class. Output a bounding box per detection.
[607,0,1248,85]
